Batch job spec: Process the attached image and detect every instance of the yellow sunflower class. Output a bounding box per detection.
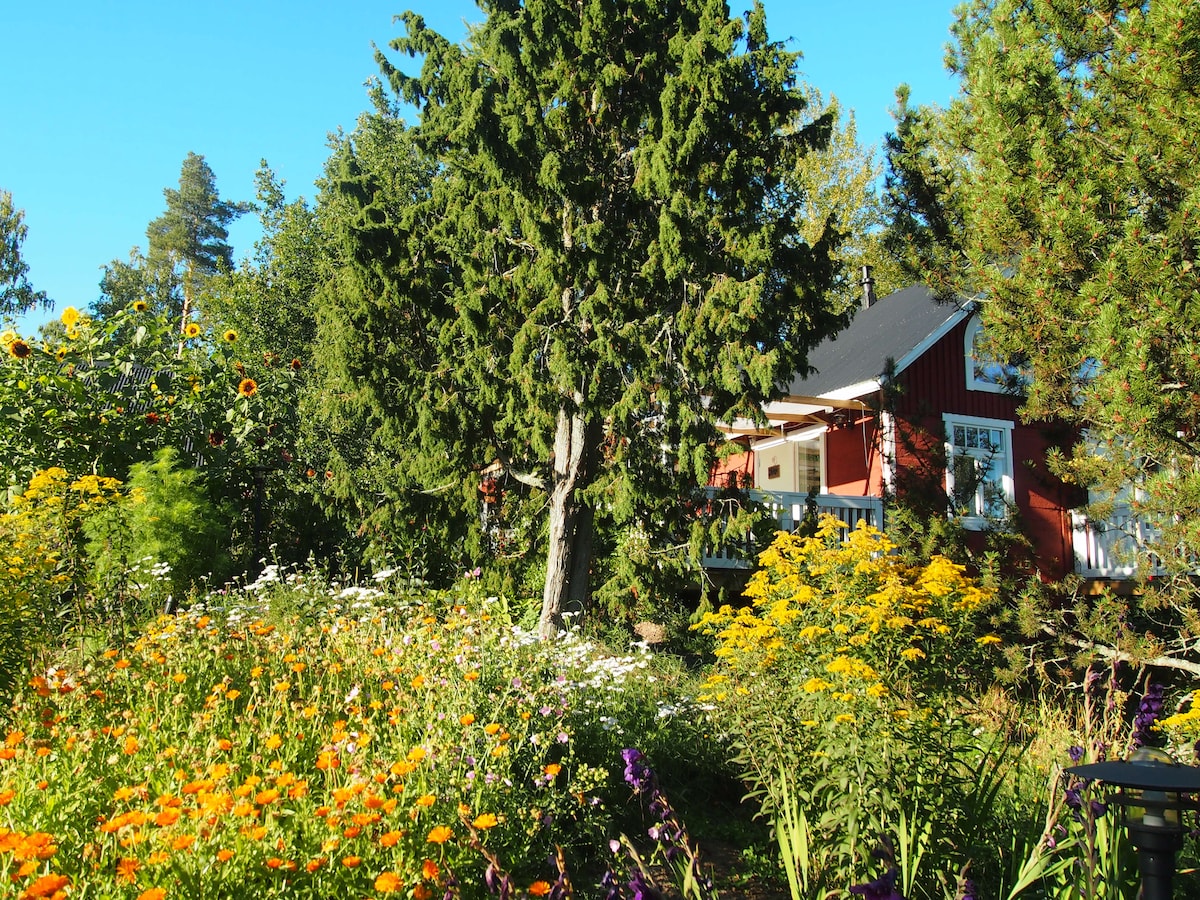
[60,306,81,328]
[223,329,238,343]
[184,322,202,339]
[237,378,258,398]
[132,300,148,313]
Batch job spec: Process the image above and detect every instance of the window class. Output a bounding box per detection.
[944,414,1014,528]
[965,315,1029,394]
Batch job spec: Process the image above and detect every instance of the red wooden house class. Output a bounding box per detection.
[709,283,1123,580]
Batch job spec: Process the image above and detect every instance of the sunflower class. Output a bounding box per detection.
[237,378,258,398]
[223,329,238,343]
[184,322,202,339]
[8,339,32,360]
[60,306,81,328]
[132,300,148,313]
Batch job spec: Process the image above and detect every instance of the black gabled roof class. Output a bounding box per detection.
[786,284,972,399]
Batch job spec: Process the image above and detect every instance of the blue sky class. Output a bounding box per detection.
[2,1,960,328]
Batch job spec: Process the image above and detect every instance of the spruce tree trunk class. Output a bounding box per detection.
[539,405,598,639]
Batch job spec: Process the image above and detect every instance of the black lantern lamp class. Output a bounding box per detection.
[1067,749,1200,900]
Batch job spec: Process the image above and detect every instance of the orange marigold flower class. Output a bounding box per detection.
[18,873,70,899]
[5,730,24,747]
[216,849,235,862]
[153,809,181,827]
[416,794,436,807]
[137,889,167,900]
[472,812,499,830]
[170,834,196,851]
[341,856,362,868]
[426,825,454,844]
[459,713,476,726]
[379,830,403,848]
[528,881,552,896]
[117,858,141,882]
[375,872,404,892]
[255,788,280,806]
[421,859,440,880]
[305,857,325,873]
[413,886,433,900]
[238,378,258,398]
[543,763,562,778]
[483,723,501,736]
[463,671,480,682]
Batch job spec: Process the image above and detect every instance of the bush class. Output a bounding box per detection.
[693,515,1015,898]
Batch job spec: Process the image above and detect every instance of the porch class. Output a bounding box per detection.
[702,489,885,569]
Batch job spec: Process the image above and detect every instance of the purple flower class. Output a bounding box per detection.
[1133,683,1166,748]
[849,867,904,900]
[1068,745,1084,763]
[959,877,977,900]
[621,748,656,794]
[628,870,662,900]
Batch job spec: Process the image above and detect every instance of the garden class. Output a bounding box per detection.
[2,325,1198,899]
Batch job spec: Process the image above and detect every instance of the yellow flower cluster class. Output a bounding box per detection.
[695,515,996,711]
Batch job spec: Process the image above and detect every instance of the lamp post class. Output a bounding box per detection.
[1067,751,1200,900]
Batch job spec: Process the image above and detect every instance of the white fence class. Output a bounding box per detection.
[702,490,884,569]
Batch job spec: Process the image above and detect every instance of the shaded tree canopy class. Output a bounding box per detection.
[325,0,848,636]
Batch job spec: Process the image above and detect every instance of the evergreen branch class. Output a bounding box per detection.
[1039,622,1200,677]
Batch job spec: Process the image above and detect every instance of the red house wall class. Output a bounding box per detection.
[825,415,880,497]
[891,317,1082,580]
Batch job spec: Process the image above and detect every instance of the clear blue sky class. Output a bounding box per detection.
[2,0,960,328]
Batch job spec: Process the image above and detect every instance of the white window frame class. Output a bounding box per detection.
[965,314,1029,394]
[943,413,1015,530]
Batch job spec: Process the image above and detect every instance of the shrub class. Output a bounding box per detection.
[694,515,1012,897]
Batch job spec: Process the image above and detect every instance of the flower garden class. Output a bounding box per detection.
[4,309,1200,899]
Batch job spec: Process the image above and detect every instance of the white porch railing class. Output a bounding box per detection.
[1071,505,1162,579]
[702,490,884,569]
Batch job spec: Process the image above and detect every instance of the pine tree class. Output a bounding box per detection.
[331,0,846,636]
[145,152,250,330]
[886,0,1200,664]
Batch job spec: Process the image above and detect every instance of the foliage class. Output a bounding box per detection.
[0,467,123,700]
[884,0,1200,668]
[94,152,249,330]
[789,88,906,313]
[81,448,235,613]
[694,515,1019,898]
[0,300,303,573]
[0,189,49,316]
[331,0,848,637]
[0,570,718,899]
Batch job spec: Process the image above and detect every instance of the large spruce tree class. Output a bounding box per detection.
[887,0,1200,664]
[334,0,846,636]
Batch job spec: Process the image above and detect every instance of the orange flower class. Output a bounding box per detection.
[379,830,403,848]
[117,858,141,883]
[341,856,362,868]
[374,872,404,892]
[170,834,196,851]
[413,886,433,900]
[459,713,476,726]
[483,723,501,736]
[315,751,339,771]
[463,671,480,682]
[255,788,280,806]
[426,825,454,844]
[305,857,325,873]
[238,378,258,398]
[153,809,181,827]
[472,812,499,830]
[137,889,167,900]
[543,763,562,778]
[216,849,235,862]
[122,735,139,755]
[421,859,440,880]
[18,873,70,899]
[528,881,552,897]
[416,794,436,807]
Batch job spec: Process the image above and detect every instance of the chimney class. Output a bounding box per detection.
[861,265,876,310]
